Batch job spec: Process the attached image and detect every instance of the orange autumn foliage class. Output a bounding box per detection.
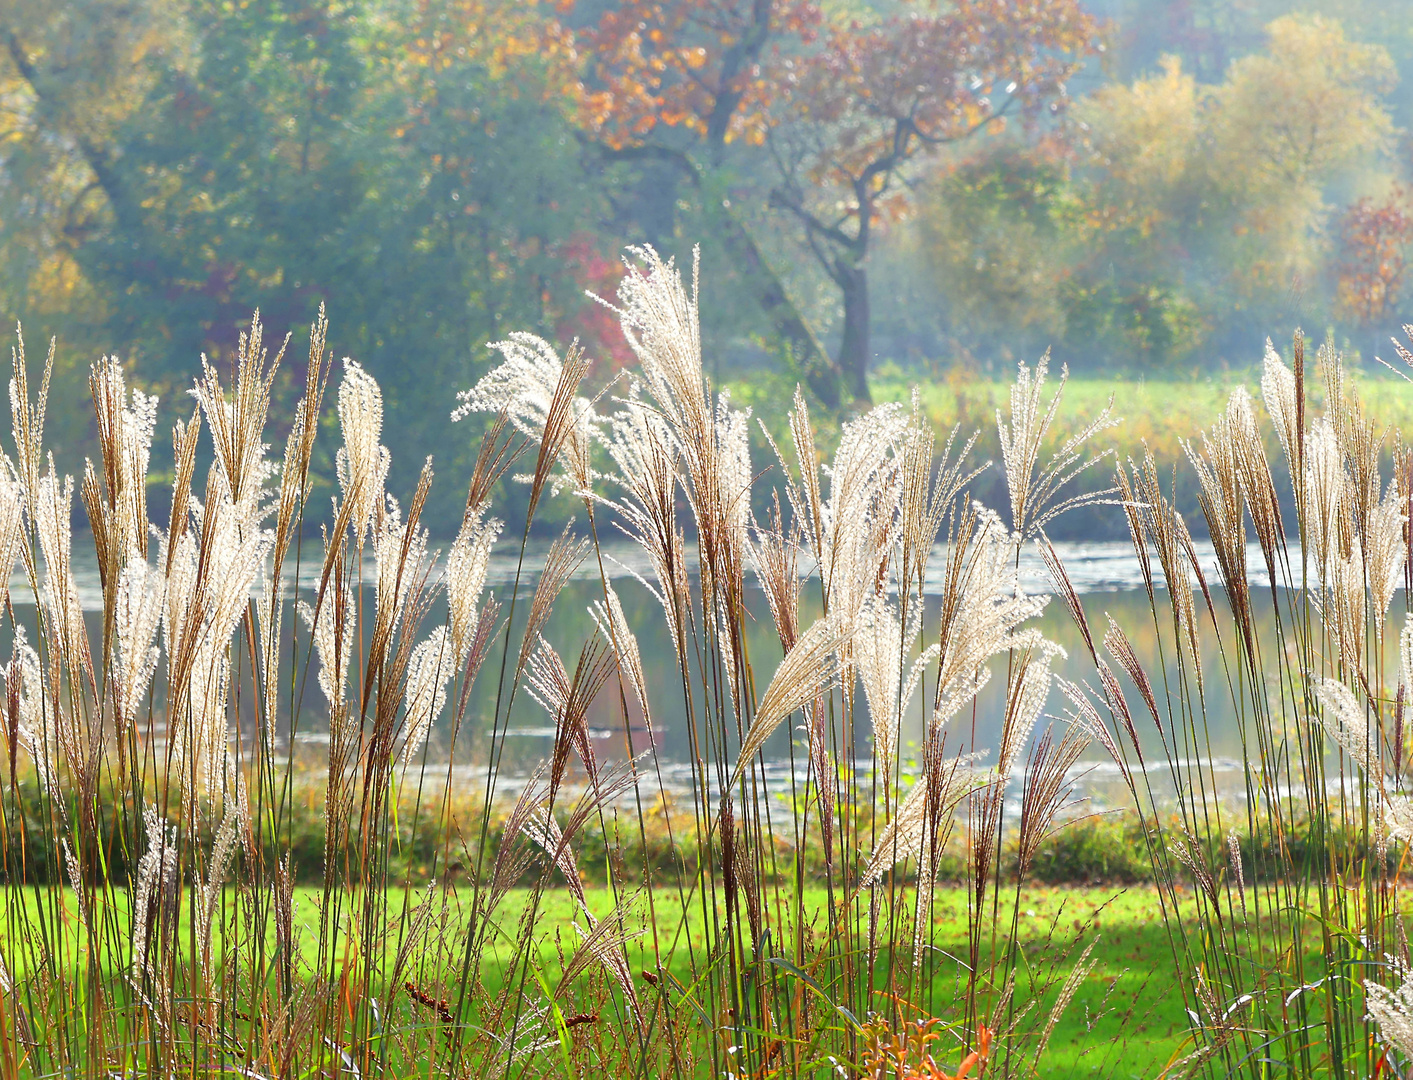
[1337,187,1413,324]
[777,0,1100,227]
[864,1020,993,1080]
[577,0,820,153]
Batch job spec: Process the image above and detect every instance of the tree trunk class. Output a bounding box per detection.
[709,199,845,408]
[634,158,679,249]
[836,261,871,403]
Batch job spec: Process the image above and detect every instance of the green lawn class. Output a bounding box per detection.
[869,366,1413,465]
[0,881,1212,1077]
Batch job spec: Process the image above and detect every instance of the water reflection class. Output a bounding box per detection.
[10,539,1381,813]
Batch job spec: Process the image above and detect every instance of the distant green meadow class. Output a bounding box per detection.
[871,365,1413,466]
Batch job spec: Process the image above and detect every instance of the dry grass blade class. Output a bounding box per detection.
[522,807,588,909]
[298,531,355,716]
[1040,536,1095,662]
[197,798,246,981]
[34,464,98,719]
[1057,676,1135,788]
[485,766,552,917]
[1168,833,1220,908]
[787,384,825,560]
[601,245,710,466]
[112,557,164,738]
[1228,387,1284,579]
[1366,974,1413,1060]
[0,474,24,618]
[1113,462,1156,611]
[1125,453,1202,689]
[1094,661,1144,766]
[558,894,646,1035]
[999,351,1119,538]
[88,356,157,569]
[271,305,333,584]
[1015,724,1090,878]
[929,505,1051,734]
[335,358,391,542]
[855,593,934,779]
[597,387,688,664]
[1033,939,1099,1066]
[167,409,201,575]
[1185,395,1255,669]
[591,585,652,730]
[1261,338,1299,471]
[997,642,1062,782]
[365,460,435,718]
[130,805,177,985]
[454,597,502,725]
[9,327,53,504]
[192,311,285,514]
[749,492,801,653]
[447,509,501,660]
[731,611,853,784]
[531,631,616,790]
[526,757,645,915]
[1313,677,1382,785]
[398,627,454,763]
[859,757,986,886]
[1104,616,1164,737]
[900,388,983,592]
[463,409,526,522]
[517,524,590,678]
[456,333,596,517]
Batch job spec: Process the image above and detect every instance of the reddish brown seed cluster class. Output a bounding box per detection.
[404,981,453,1024]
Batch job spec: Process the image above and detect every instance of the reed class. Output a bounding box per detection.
[1060,328,1413,1076]
[0,249,1169,1078]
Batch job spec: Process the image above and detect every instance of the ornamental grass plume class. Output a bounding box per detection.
[998,350,1118,539]
[1367,974,1413,1062]
[453,332,600,505]
[297,536,355,715]
[335,358,390,542]
[85,357,157,583]
[731,610,852,782]
[855,592,934,780]
[1261,338,1299,468]
[399,627,454,762]
[590,585,652,729]
[129,804,177,986]
[1185,397,1253,657]
[860,757,988,887]
[1066,326,1413,1077]
[0,248,1146,1080]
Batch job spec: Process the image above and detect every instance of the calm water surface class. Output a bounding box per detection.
[12,539,1369,812]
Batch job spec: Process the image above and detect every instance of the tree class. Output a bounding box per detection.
[348,0,614,526]
[766,0,1099,401]
[1075,15,1396,335]
[1336,188,1413,325]
[917,13,1401,371]
[574,0,849,403]
[1203,14,1396,299]
[0,0,190,458]
[0,0,613,531]
[918,143,1080,362]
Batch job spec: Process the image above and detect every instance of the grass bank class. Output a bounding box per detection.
[0,881,1307,1079]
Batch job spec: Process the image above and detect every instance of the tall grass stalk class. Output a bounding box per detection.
[0,250,1129,1078]
[1059,329,1413,1076]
